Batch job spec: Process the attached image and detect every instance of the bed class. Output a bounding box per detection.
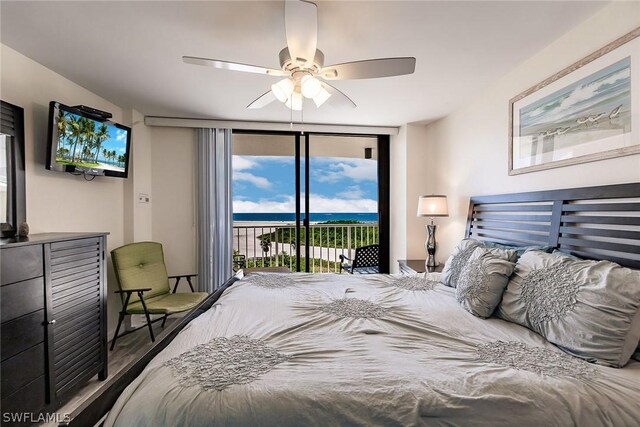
[102,183,640,426]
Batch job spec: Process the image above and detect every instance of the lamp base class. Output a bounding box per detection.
[424,223,437,269]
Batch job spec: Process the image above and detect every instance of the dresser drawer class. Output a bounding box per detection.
[0,343,45,399]
[0,277,45,323]
[1,310,45,361]
[1,245,43,286]
[0,375,47,426]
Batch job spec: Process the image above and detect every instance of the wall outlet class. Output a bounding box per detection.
[138,193,150,204]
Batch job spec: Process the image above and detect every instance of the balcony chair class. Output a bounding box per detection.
[110,241,208,350]
[339,244,380,274]
[233,254,246,272]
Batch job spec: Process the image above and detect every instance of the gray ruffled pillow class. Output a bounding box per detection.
[496,251,640,368]
[455,247,515,318]
[441,239,516,288]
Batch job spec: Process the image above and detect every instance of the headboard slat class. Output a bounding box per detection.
[475,205,552,212]
[563,203,640,212]
[466,183,640,269]
[475,213,551,222]
[559,226,640,240]
[561,215,640,226]
[474,221,551,233]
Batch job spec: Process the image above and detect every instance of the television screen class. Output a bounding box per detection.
[46,101,131,178]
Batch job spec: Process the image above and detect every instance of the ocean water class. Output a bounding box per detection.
[233,213,378,223]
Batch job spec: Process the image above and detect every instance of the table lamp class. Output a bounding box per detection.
[417,195,449,269]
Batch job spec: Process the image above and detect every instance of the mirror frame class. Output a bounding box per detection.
[1,100,26,237]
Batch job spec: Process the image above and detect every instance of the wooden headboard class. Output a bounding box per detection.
[465,183,640,269]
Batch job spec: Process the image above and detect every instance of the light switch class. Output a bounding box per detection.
[138,193,150,204]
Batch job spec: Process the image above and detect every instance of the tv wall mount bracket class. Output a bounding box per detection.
[71,105,112,122]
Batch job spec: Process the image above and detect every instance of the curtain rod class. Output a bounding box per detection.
[144,116,399,136]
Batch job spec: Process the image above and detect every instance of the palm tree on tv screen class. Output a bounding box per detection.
[79,117,95,162]
[94,123,109,163]
[56,111,71,158]
[68,115,82,162]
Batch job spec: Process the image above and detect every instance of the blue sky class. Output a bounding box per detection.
[100,124,128,156]
[233,155,378,213]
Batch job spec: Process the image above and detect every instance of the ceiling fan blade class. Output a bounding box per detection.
[322,82,356,108]
[285,0,318,67]
[247,91,277,109]
[321,57,416,80]
[183,56,288,76]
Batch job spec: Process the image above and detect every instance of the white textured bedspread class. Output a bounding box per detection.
[105,273,640,427]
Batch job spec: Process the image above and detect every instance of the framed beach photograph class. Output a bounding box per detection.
[509,27,640,175]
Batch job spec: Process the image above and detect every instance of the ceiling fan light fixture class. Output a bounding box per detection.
[285,92,303,111]
[271,78,294,103]
[301,75,322,98]
[312,86,331,107]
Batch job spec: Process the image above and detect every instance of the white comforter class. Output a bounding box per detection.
[105,273,640,426]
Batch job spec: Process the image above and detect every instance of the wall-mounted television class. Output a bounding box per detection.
[46,101,131,178]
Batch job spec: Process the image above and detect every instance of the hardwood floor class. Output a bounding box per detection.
[43,318,180,426]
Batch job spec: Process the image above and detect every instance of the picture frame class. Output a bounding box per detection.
[509,27,640,175]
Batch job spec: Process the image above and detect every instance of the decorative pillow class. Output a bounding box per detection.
[496,251,640,368]
[441,239,516,288]
[455,247,515,318]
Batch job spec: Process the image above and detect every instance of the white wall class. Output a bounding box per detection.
[0,44,127,334]
[389,123,439,271]
[150,127,198,280]
[124,109,153,243]
[417,3,640,260]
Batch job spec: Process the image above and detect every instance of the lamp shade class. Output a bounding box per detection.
[312,86,331,107]
[417,195,448,217]
[271,78,294,103]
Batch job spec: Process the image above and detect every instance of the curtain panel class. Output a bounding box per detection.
[196,128,233,292]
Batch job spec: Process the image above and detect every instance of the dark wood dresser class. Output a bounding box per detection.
[1,233,108,424]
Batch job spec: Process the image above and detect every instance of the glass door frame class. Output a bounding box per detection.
[232,130,390,274]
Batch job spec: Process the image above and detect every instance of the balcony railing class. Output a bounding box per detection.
[233,223,379,273]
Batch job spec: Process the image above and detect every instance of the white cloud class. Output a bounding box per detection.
[233,156,258,171]
[234,171,271,189]
[233,193,376,213]
[339,185,364,199]
[115,129,126,141]
[314,158,377,183]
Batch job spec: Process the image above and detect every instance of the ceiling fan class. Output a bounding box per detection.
[183,0,416,111]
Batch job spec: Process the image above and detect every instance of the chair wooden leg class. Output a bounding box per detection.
[172,277,181,293]
[138,291,155,342]
[161,315,168,328]
[110,313,125,351]
[186,276,195,292]
[110,291,132,351]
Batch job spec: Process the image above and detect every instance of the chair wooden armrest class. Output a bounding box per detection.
[168,274,197,293]
[114,287,153,294]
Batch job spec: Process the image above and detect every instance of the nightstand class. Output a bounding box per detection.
[398,260,444,275]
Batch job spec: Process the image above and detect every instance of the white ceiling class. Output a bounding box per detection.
[1,1,605,127]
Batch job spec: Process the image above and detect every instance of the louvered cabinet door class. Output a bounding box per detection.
[46,236,107,401]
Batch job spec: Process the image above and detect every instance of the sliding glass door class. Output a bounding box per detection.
[231,131,388,273]
[302,134,379,272]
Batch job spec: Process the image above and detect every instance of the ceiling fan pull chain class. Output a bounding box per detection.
[290,100,294,130]
[301,102,304,135]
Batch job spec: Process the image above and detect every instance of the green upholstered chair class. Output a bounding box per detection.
[110,242,208,350]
